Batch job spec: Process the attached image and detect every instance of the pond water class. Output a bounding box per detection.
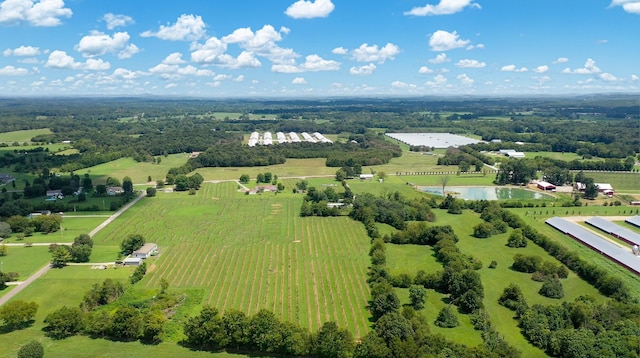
[419,186,553,200]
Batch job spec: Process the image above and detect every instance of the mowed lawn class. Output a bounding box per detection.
[91,182,372,338]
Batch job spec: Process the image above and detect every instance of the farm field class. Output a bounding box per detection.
[70,153,191,185]
[1,216,106,244]
[90,182,372,337]
[586,172,640,193]
[0,129,52,144]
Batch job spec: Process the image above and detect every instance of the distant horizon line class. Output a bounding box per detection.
[1,92,639,101]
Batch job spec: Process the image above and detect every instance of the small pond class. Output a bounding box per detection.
[419,186,553,200]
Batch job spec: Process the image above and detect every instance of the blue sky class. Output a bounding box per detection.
[0,0,638,97]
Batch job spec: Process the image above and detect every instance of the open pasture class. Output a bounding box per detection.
[0,129,52,144]
[91,182,372,337]
[70,153,190,184]
[385,209,609,356]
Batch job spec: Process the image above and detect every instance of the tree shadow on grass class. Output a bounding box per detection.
[0,320,35,334]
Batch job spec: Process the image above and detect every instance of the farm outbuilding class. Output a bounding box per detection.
[132,243,158,259]
[359,174,374,180]
[537,181,556,191]
[546,217,640,275]
[123,257,142,266]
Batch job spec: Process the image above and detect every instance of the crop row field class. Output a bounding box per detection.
[91,182,372,337]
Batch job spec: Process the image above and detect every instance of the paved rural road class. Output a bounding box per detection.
[0,191,146,306]
[0,263,51,306]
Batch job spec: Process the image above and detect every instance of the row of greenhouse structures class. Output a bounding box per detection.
[248,132,332,147]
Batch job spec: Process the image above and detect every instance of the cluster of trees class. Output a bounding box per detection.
[120,234,145,255]
[436,147,490,172]
[1,214,63,238]
[183,307,354,357]
[364,213,519,357]
[300,182,353,217]
[0,270,19,289]
[517,296,640,357]
[49,234,94,267]
[0,300,38,330]
[130,262,147,284]
[42,278,170,343]
[350,191,437,237]
[171,172,204,192]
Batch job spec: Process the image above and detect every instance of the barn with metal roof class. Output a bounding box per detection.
[585,217,640,246]
[545,217,640,275]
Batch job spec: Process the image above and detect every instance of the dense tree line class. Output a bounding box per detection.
[516,297,640,357]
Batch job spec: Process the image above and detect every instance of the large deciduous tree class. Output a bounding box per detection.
[43,306,85,338]
[120,234,145,255]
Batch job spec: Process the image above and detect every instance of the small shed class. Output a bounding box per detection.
[506,151,526,158]
[123,257,142,266]
[359,174,374,180]
[132,243,158,259]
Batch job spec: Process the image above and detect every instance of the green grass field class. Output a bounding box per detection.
[70,153,191,185]
[0,129,52,144]
[586,172,640,193]
[384,209,610,356]
[0,246,50,282]
[90,182,371,338]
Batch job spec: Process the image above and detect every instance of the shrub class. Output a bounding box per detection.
[539,276,564,299]
[17,340,44,358]
[435,306,459,328]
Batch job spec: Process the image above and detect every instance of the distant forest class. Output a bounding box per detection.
[0,95,638,174]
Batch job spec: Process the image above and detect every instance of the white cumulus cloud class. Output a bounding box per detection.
[0,0,72,27]
[455,59,485,68]
[429,30,470,51]
[553,57,569,64]
[332,47,348,55]
[292,77,307,84]
[350,63,376,75]
[418,66,434,74]
[457,73,474,85]
[285,0,334,19]
[162,52,186,65]
[45,50,81,69]
[350,43,399,63]
[599,72,617,81]
[0,65,29,75]
[501,64,528,72]
[609,0,640,14]
[4,45,40,56]
[391,81,416,90]
[562,58,601,74]
[76,31,138,59]
[533,65,549,73]
[405,0,481,16]
[84,58,110,71]
[221,25,296,64]
[272,54,339,73]
[429,53,450,64]
[427,74,448,86]
[632,74,639,81]
[141,14,206,41]
[103,13,134,30]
